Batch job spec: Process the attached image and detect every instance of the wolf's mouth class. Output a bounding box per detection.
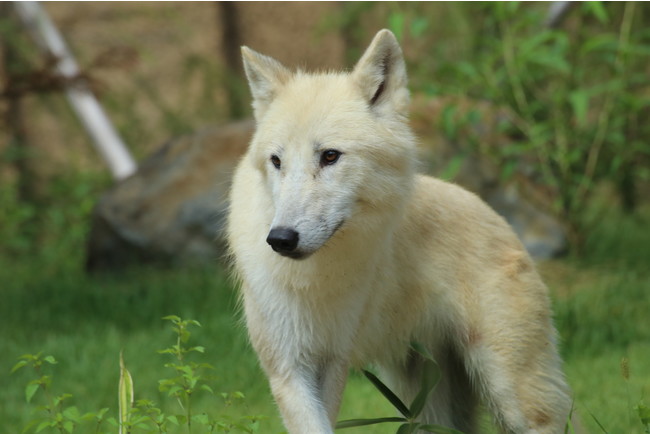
[277,250,311,260]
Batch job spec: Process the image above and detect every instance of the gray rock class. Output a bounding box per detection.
[86,120,253,270]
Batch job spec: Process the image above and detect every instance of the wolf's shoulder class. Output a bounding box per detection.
[412,174,490,213]
[403,174,515,243]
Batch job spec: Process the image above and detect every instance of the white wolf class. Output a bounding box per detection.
[227,29,573,433]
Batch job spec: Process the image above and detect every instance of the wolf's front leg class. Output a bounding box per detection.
[319,357,349,426]
[266,357,347,434]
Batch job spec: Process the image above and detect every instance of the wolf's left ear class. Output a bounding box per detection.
[241,47,291,120]
[352,29,409,115]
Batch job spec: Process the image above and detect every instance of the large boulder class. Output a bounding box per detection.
[86,120,253,270]
[86,100,566,270]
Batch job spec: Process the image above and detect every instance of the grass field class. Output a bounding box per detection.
[1,186,649,433]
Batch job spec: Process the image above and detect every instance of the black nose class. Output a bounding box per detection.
[266,228,299,254]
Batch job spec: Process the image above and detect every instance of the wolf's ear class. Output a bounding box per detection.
[241,47,291,120]
[352,29,409,115]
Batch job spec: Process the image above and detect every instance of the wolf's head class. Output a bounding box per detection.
[241,30,416,260]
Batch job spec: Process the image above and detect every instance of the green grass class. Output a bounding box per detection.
[0,265,284,433]
[1,176,649,433]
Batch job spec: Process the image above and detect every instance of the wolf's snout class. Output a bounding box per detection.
[267,228,299,254]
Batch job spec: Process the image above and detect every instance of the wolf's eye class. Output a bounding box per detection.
[320,150,342,167]
[270,155,281,169]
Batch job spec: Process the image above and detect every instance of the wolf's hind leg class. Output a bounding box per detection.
[463,317,572,433]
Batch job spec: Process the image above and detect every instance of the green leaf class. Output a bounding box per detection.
[635,402,650,426]
[11,360,28,373]
[35,420,53,433]
[409,359,441,418]
[43,355,58,365]
[583,1,608,24]
[192,413,210,425]
[569,90,589,127]
[441,104,458,139]
[410,342,434,361]
[419,424,466,433]
[396,423,418,434]
[63,420,74,433]
[62,406,80,421]
[335,417,405,429]
[440,155,464,182]
[200,384,214,394]
[25,383,39,403]
[362,370,411,418]
[528,53,569,74]
[54,393,73,407]
[501,160,517,181]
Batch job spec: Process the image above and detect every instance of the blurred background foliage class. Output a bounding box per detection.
[0,2,649,433]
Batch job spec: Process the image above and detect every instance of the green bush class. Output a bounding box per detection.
[349,2,650,253]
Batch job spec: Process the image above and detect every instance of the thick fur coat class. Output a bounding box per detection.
[227,29,572,433]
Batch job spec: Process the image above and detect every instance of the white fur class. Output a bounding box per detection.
[227,29,573,433]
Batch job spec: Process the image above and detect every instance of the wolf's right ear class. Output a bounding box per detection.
[241,47,291,120]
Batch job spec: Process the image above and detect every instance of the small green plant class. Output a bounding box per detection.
[635,401,650,434]
[11,352,110,433]
[13,316,264,433]
[156,315,215,432]
[336,343,462,434]
[116,315,263,433]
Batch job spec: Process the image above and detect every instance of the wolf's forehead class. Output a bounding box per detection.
[264,75,367,136]
[281,74,362,115]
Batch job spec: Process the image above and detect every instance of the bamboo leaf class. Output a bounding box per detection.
[362,370,411,418]
[335,417,405,429]
[396,423,418,434]
[410,342,434,361]
[418,423,466,433]
[409,359,441,418]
